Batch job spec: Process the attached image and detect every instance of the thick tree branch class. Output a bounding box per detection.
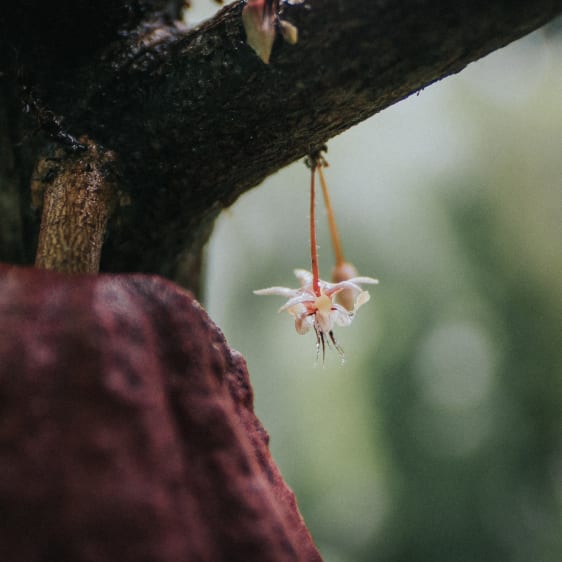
[2,1,561,286]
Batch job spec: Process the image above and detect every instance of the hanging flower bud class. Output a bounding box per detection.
[242,0,304,64]
[331,261,363,311]
[242,0,277,64]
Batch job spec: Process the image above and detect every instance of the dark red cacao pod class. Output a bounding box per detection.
[0,263,321,562]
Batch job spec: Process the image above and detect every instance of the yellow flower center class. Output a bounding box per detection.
[315,294,332,314]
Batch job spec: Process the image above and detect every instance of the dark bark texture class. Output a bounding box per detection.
[1,0,561,289]
[0,263,322,562]
[33,138,121,272]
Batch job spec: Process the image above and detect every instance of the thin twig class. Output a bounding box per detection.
[34,139,119,273]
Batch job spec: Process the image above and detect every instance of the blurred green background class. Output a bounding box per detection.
[199,8,562,561]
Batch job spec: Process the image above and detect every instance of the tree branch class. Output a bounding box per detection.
[32,139,120,273]
[2,0,561,286]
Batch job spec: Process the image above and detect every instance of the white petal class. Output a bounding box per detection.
[348,276,379,285]
[325,280,363,294]
[279,292,315,312]
[354,291,371,311]
[294,269,313,286]
[295,314,313,334]
[284,302,307,316]
[325,276,378,295]
[332,305,353,327]
[254,286,299,298]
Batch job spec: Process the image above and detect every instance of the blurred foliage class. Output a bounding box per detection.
[206,24,562,562]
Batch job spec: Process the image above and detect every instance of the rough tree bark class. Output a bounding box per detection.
[32,138,121,272]
[1,2,561,561]
[1,0,561,288]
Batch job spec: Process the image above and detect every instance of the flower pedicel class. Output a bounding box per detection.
[254,149,378,361]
